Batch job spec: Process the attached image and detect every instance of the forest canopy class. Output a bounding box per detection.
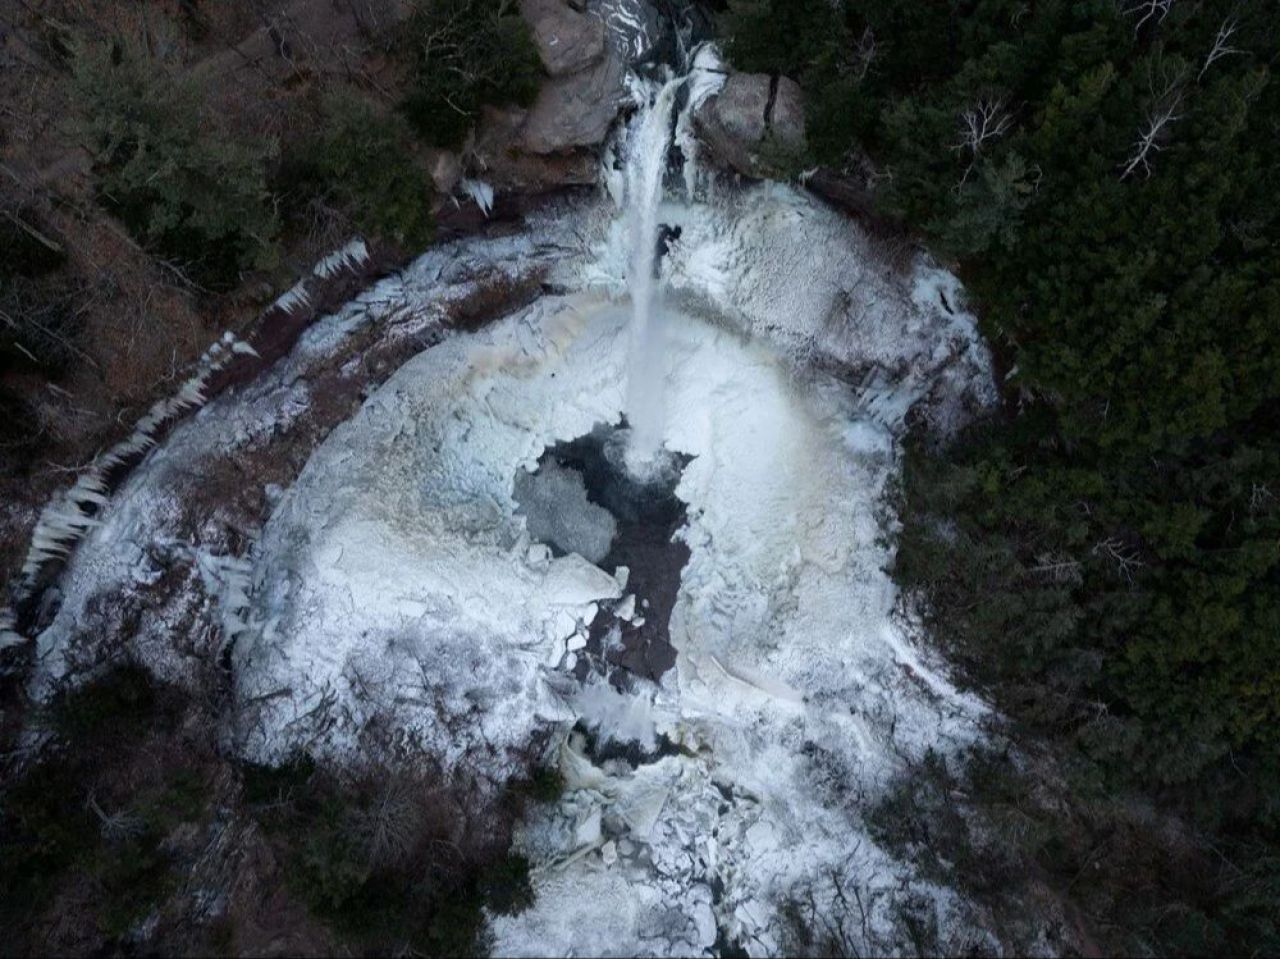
[724,0,1279,952]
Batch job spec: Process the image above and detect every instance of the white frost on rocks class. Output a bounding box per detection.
[480,296,989,957]
[581,180,994,438]
[16,132,1001,953]
[233,298,628,771]
[23,214,594,695]
[228,252,991,952]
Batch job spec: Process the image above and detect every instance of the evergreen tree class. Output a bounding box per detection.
[70,39,278,288]
[725,0,1280,950]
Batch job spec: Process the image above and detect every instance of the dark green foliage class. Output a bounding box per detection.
[869,746,1280,956]
[718,0,884,165]
[0,213,66,281]
[720,0,845,79]
[69,38,278,288]
[281,89,435,250]
[0,667,209,949]
[50,662,168,742]
[248,763,535,955]
[478,854,534,916]
[399,0,542,148]
[0,749,100,934]
[242,752,317,806]
[0,209,78,461]
[722,1,1279,952]
[721,0,1280,798]
[0,208,76,385]
[513,764,566,804]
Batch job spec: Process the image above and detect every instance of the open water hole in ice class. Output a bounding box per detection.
[513,420,693,690]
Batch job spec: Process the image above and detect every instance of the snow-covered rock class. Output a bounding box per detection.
[520,0,606,77]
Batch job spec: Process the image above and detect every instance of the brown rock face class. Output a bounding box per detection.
[519,0,606,76]
[426,149,462,195]
[693,72,807,178]
[470,106,600,192]
[518,49,629,154]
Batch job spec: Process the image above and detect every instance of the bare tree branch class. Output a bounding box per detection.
[1120,65,1186,180]
[1199,17,1241,80]
[1092,536,1145,585]
[952,96,1013,186]
[1123,0,1174,35]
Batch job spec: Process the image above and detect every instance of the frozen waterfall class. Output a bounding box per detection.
[19,32,1004,958]
[623,75,681,476]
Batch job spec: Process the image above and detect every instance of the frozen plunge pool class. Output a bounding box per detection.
[232,290,992,955]
[25,101,1001,950]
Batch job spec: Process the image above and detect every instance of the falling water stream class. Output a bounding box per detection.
[623,76,682,476]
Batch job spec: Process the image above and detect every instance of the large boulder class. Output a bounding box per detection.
[693,72,807,178]
[470,0,643,182]
[470,106,599,191]
[519,0,606,76]
[518,50,628,154]
[594,0,673,66]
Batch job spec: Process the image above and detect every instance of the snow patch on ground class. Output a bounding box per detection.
[27,211,595,698]
[579,180,994,437]
[230,279,990,953]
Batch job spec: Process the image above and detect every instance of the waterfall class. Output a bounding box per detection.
[622,76,681,477]
[618,47,725,478]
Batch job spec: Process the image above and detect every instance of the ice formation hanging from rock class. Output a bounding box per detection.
[3,235,378,649]
[16,331,257,591]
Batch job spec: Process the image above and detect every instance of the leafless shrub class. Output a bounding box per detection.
[87,790,146,841]
[952,96,1014,187]
[356,773,426,869]
[1123,0,1174,35]
[1120,62,1187,180]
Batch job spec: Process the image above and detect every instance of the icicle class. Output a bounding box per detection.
[175,377,208,408]
[0,608,23,649]
[69,474,109,508]
[313,238,369,280]
[274,281,311,315]
[28,536,71,557]
[16,237,368,597]
[673,44,727,202]
[192,547,257,642]
[459,179,495,217]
